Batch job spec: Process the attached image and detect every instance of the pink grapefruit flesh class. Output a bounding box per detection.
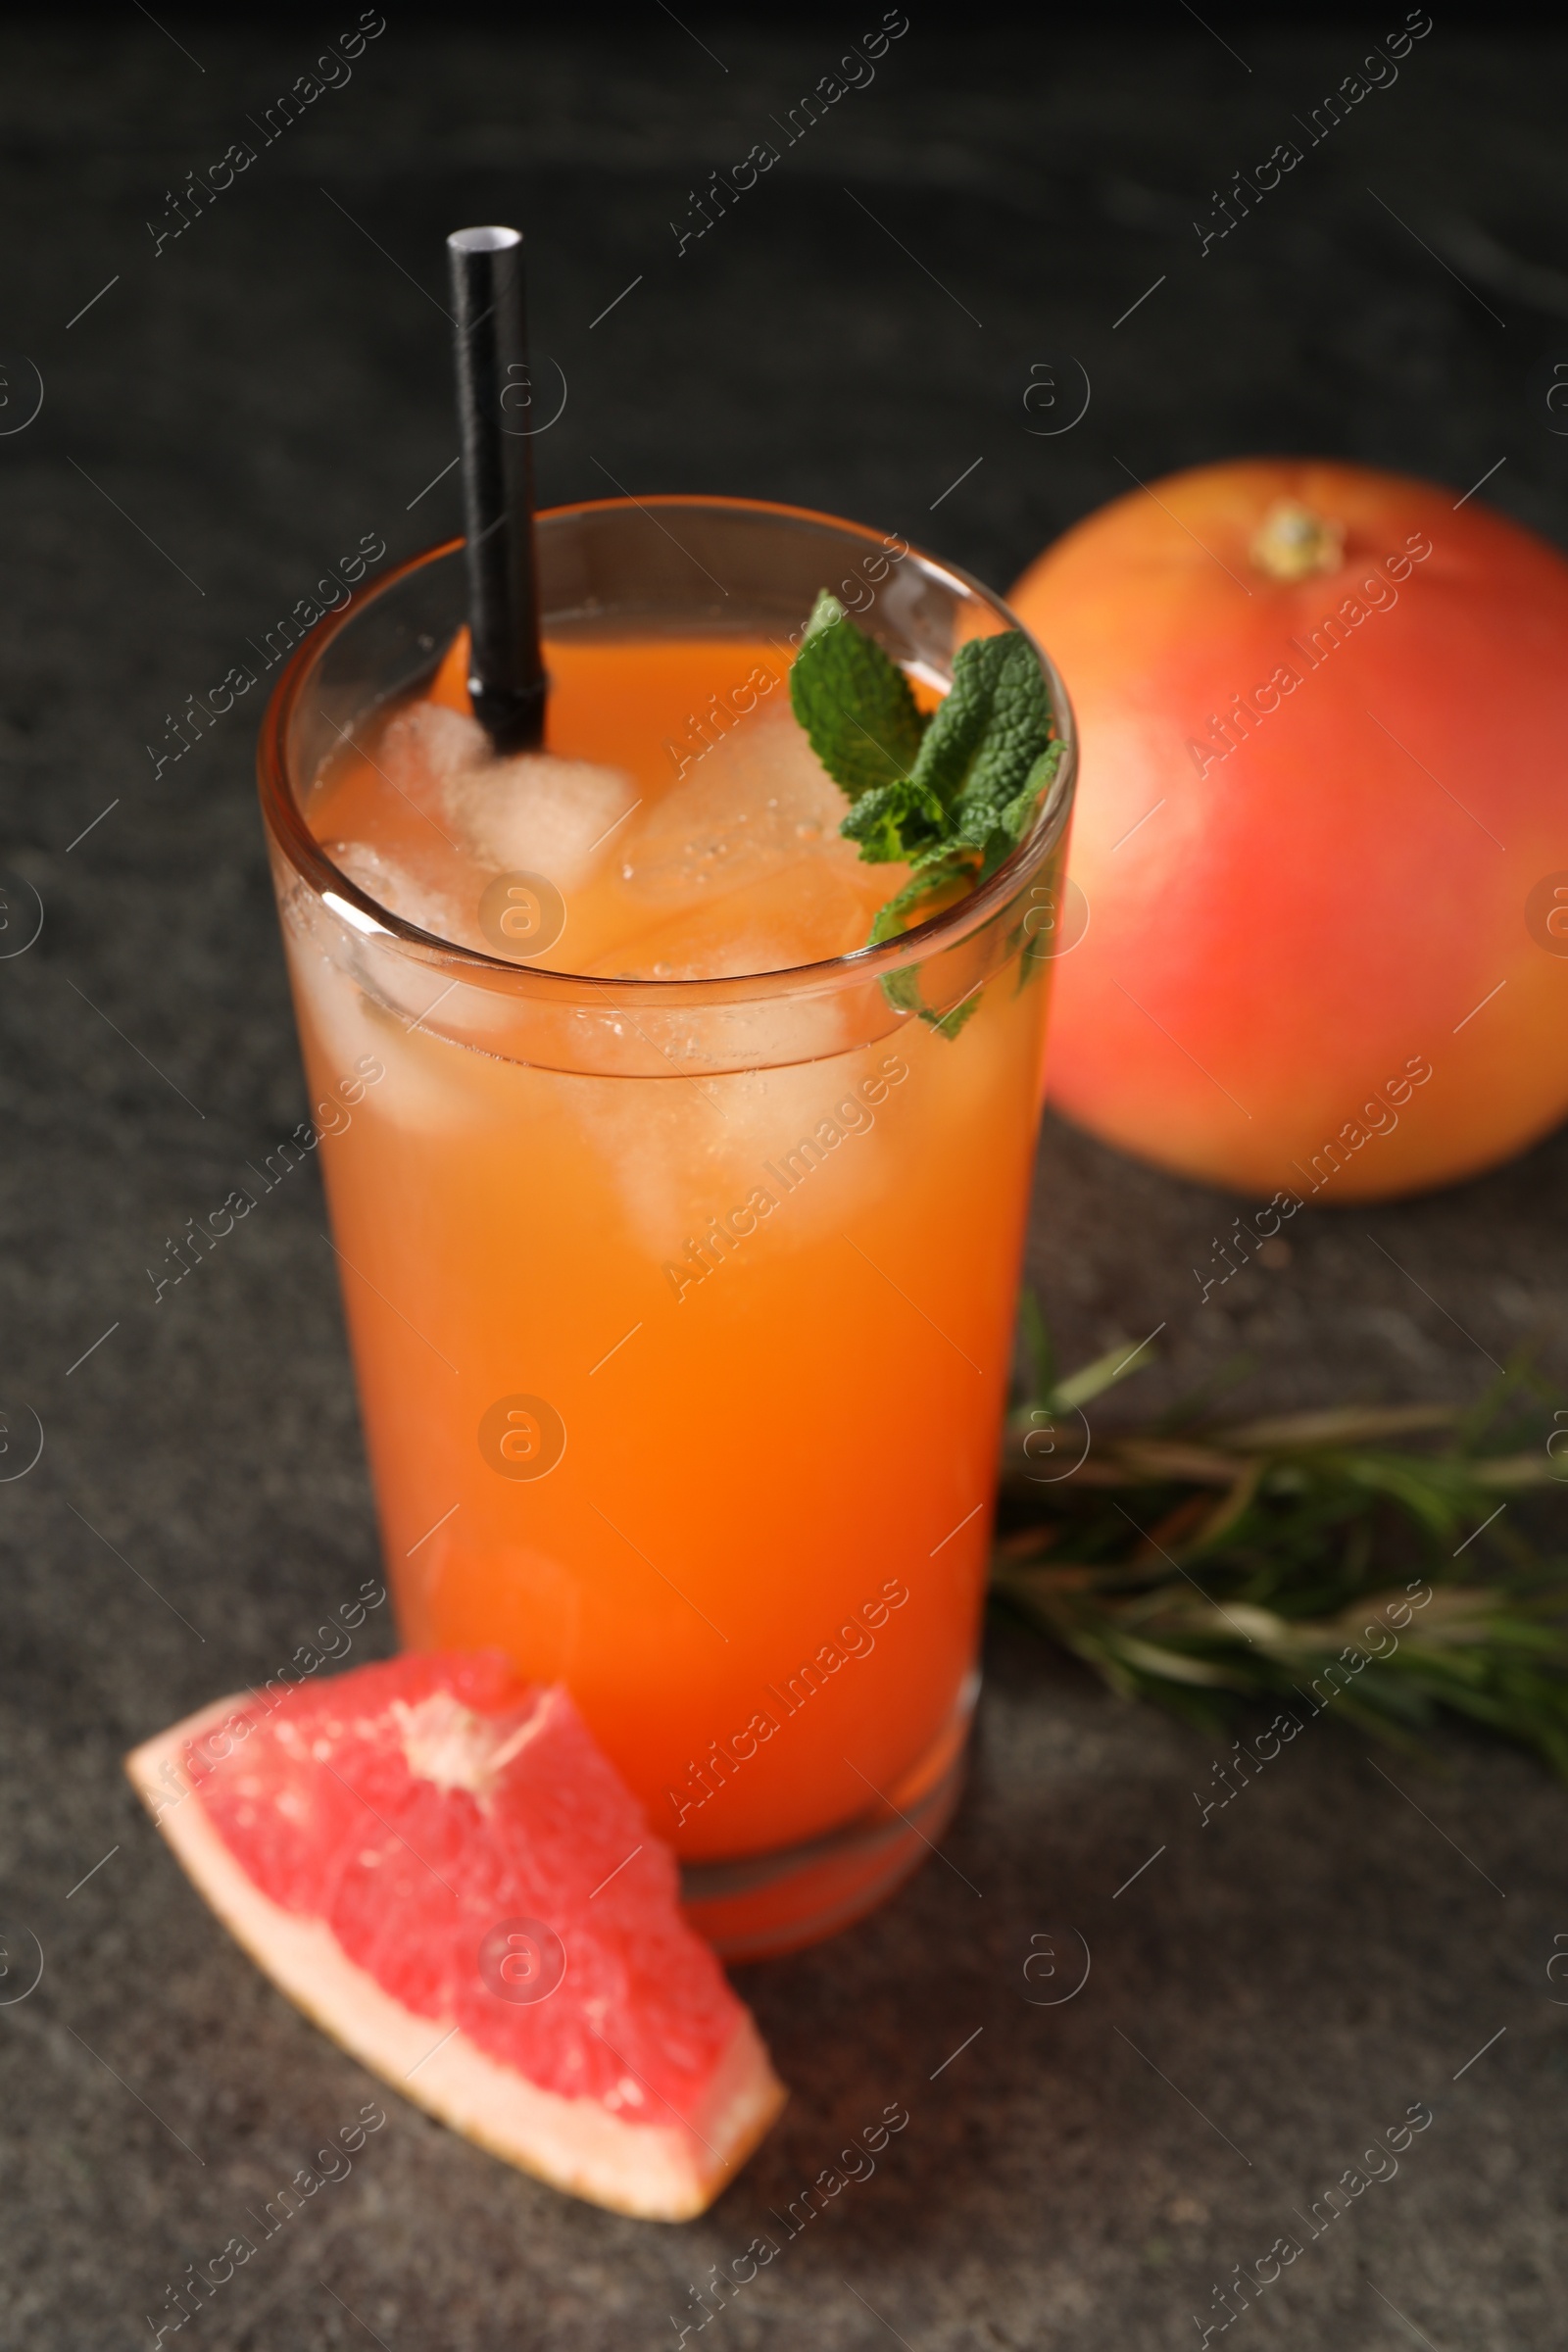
[125,1652,785,2220]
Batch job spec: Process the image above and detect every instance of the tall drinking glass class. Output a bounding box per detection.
[258,497,1075,1958]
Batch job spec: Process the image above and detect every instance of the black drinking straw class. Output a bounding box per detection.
[447,224,547,752]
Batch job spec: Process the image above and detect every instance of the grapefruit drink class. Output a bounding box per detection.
[259,497,1075,1958]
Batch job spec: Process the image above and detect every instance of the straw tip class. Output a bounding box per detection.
[449,224,521,255]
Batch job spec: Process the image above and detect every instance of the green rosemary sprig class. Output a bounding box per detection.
[991,1301,1568,1773]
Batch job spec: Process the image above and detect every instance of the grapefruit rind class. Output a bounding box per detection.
[125,1691,785,2222]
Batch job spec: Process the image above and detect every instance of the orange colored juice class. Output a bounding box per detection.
[264,510,1071,1956]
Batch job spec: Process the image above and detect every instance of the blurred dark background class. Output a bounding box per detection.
[3,14,1567,2351]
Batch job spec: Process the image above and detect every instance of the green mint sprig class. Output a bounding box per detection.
[789,591,1062,1032]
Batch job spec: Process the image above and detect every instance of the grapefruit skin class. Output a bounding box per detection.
[1010,460,1568,1200]
[126,1656,785,2221]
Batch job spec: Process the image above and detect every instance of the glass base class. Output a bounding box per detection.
[678,1683,975,1963]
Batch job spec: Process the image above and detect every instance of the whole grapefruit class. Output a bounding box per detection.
[1010,459,1568,1201]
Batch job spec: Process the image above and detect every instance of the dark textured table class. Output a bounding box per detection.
[5,18,1567,2350]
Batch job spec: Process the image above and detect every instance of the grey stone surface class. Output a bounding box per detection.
[2,19,1566,2350]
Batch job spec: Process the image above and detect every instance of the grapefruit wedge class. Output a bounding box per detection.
[125,1652,785,2220]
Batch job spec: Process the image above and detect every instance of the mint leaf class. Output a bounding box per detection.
[925,991,984,1041]
[978,739,1066,879]
[788,590,927,803]
[868,848,988,1035]
[788,591,1061,1037]
[907,630,1056,838]
[840,774,949,864]
[866,847,977,949]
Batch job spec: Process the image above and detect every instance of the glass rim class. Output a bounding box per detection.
[256,493,1077,1005]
